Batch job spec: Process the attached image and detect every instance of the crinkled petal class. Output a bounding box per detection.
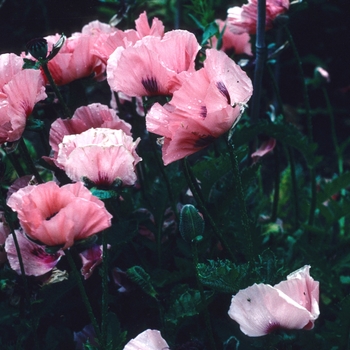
[123,329,169,350]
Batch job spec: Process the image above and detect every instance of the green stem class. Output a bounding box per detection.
[182,158,236,261]
[65,248,101,344]
[191,241,217,350]
[286,146,299,230]
[18,138,43,183]
[285,26,316,227]
[101,231,109,349]
[6,150,26,177]
[41,62,71,119]
[271,146,280,222]
[226,140,254,261]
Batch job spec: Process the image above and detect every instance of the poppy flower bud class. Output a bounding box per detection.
[179,204,204,243]
[26,38,48,61]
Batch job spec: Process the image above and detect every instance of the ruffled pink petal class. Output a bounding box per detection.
[0,54,24,87]
[251,138,276,162]
[123,329,169,350]
[135,11,164,38]
[56,128,141,186]
[5,230,64,276]
[7,181,112,249]
[228,283,314,337]
[274,265,320,327]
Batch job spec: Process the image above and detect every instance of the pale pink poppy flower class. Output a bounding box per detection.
[5,230,64,276]
[228,265,320,337]
[47,103,132,164]
[210,20,252,56]
[56,128,141,186]
[79,244,108,280]
[251,138,276,163]
[0,53,47,144]
[123,329,169,350]
[92,11,164,65]
[227,0,290,35]
[107,30,201,97]
[146,49,253,165]
[7,181,112,249]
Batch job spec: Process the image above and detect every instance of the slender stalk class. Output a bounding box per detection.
[191,240,217,350]
[250,0,266,124]
[65,248,101,344]
[226,141,254,261]
[101,231,109,349]
[284,26,316,227]
[41,62,71,119]
[286,146,299,230]
[182,157,236,261]
[6,151,26,177]
[322,86,345,235]
[271,146,280,222]
[18,138,43,183]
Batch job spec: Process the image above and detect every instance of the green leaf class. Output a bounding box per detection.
[188,13,205,30]
[165,285,213,325]
[201,21,219,45]
[126,266,158,299]
[316,172,350,207]
[22,58,41,70]
[105,312,127,350]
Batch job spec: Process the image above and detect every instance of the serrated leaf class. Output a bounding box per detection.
[126,266,157,299]
[232,120,319,167]
[197,259,247,293]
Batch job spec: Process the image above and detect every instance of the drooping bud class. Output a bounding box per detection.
[179,204,204,243]
[26,38,48,60]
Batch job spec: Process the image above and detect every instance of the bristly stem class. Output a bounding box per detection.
[18,138,43,184]
[101,231,109,349]
[41,62,71,119]
[271,145,280,222]
[65,248,101,345]
[284,26,316,227]
[191,240,217,350]
[251,0,266,124]
[226,140,254,261]
[182,157,236,261]
[286,146,299,230]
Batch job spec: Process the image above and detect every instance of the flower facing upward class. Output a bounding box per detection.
[7,181,112,249]
[56,128,141,187]
[227,0,290,35]
[146,49,253,165]
[0,53,47,144]
[228,265,320,337]
[107,30,201,97]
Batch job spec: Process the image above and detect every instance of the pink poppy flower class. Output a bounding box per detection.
[210,20,252,56]
[0,53,47,144]
[146,49,253,165]
[107,30,201,97]
[7,181,112,249]
[92,11,164,65]
[0,212,11,265]
[56,128,141,186]
[123,329,169,350]
[228,265,320,337]
[5,230,64,276]
[48,103,132,163]
[227,0,290,35]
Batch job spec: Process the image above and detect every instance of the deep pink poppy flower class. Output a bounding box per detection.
[107,30,201,97]
[48,103,132,164]
[228,265,320,337]
[210,20,252,56]
[56,128,141,186]
[146,49,253,165]
[227,0,290,35]
[5,230,64,276]
[7,181,112,249]
[123,329,169,350]
[0,53,47,144]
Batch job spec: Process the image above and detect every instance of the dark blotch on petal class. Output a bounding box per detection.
[200,106,207,118]
[216,81,231,105]
[193,134,216,148]
[141,76,159,94]
[265,322,281,334]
